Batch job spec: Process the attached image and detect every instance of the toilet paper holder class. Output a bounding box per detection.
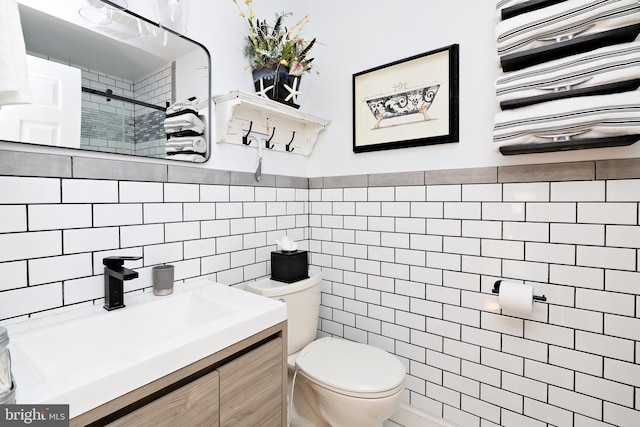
[492,280,547,302]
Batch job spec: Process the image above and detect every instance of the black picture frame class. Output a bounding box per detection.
[353,44,459,153]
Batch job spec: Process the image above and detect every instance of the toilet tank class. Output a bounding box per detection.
[246,270,321,355]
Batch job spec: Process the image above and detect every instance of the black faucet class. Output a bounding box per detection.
[103,256,142,311]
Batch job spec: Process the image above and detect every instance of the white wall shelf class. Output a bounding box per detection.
[213,90,330,156]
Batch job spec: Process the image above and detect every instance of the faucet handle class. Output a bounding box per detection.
[103,256,142,268]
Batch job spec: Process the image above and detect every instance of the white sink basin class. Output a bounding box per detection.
[13,292,236,380]
[7,280,286,418]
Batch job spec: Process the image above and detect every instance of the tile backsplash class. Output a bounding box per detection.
[308,162,640,427]
[0,153,308,320]
[2,149,640,426]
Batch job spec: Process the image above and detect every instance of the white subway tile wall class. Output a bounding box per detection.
[310,177,640,427]
[0,176,309,322]
[2,164,640,426]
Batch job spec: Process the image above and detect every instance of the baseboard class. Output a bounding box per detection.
[389,403,459,427]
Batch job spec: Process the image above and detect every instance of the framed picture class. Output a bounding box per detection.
[353,44,459,153]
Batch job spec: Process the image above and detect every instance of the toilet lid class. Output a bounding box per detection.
[295,337,406,395]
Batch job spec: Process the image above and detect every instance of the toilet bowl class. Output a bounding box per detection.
[246,270,406,427]
[295,337,405,427]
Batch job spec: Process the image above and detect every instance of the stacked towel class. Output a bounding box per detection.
[496,0,640,57]
[164,98,207,161]
[493,91,640,147]
[166,97,200,116]
[164,113,206,135]
[493,0,640,155]
[165,136,207,153]
[496,41,640,105]
[166,153,206,163]
[0,0,31,108]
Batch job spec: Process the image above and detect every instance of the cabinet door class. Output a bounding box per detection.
[218,337,283,427]
[106,370,220,427]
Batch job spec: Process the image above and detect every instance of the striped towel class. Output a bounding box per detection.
[496,41,640,104]
[496,0,640,57]
[493,90,640,147]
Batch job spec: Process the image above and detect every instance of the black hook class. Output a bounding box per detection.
[242,121,253,145]
[286,131,296,152]
[265,127,276,149]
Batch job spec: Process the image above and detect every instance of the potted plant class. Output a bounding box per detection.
[232,0,318,108]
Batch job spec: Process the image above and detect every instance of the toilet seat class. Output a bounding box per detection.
[295,337,405,398]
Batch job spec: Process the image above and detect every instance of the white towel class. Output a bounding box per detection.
[164,113,205,134]
[493,91,640,147]
[496,0,640,57]
[0,0,31,108]
[166,153,206,162]
[166,98,200,116]
[496,41,640,104]
[165,136,207,153]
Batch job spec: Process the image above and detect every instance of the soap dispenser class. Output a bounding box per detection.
[0,327,16,404]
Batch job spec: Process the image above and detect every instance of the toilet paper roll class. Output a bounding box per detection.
[498,281,533,317]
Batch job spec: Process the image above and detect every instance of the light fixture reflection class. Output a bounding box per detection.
[78,0,128,26]
[137,19,169,48]
[156,0,188,34]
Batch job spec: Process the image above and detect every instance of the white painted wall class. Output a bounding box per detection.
[305,0,499,176]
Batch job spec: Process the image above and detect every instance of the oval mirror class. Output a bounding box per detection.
[1,0,211,162]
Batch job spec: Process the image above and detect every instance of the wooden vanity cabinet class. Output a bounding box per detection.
[218,336,283,426]
[71,322,287,427]
[105,370,220,427]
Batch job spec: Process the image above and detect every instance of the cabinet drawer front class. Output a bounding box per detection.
[219,337,283,427]
[107,370,220,427]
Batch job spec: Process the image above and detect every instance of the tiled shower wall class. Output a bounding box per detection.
[0,151,308,320]
[80,67,135,154]
[133,64,174,158]
[309,161,640,427]
[81,64,172,157]
[2,149,640,427]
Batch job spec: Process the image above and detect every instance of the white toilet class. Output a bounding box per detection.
[246,270,406,427]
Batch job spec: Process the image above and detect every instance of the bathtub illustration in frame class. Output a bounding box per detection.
[353,44,459,152]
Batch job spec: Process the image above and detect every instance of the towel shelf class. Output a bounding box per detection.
[495,1,640,157]
[499,134,640,155]
[500,23,640,72]
[499,79,640,110]
[213,90,330,156]
[501,0,567,21]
